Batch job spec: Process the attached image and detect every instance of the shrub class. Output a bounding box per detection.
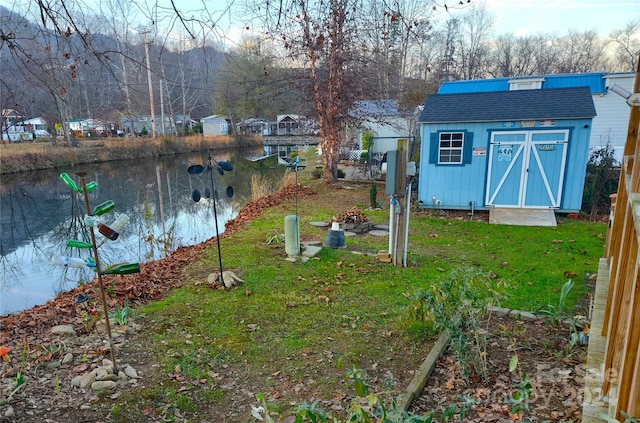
[412,268,502,383]
[582,140,619,220]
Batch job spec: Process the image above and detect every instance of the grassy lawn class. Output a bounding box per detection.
[109,152,607,421]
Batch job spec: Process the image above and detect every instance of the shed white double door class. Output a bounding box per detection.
[485,130,569,208]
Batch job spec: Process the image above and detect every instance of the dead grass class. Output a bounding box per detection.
[0,136,262,174]
[278,169,298,189]
[250,173,276,201]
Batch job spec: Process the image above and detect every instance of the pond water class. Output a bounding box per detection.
[0,148,286,315]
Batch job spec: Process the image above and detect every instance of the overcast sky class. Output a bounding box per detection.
[480,0,639,36]
[10,0,639,43]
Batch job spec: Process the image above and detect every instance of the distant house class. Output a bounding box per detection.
[2,109,24,141]
[2,116,49,141]
[276,114,317,135]
[236,118,275,136]
[437,72,635,163]
[68,118,110,135]
[175,114,196,134]
[418,87,596,214]
[348,100,416,157]
[122,115,153,136]
[21,117,50,138]
[201,115,229,136]
[22,117,47,132]
[2,108,23,125]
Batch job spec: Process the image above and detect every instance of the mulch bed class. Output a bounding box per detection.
[409,313,587,422]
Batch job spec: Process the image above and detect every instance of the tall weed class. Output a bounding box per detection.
[278,170,297,190]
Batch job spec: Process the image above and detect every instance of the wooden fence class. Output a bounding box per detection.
[600,56,640,419]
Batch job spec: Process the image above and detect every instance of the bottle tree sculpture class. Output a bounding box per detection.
[52,171,140,372]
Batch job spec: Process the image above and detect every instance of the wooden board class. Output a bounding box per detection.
[582,258,613,423]
[489,206,557,227]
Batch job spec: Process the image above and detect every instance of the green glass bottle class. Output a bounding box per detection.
[67,240,93,249]
[60,173,81,192]
[83,181,98,192]
[92,200,115,216]
[102,263,140,275]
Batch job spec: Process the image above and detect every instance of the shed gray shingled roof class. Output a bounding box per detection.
[419,86,596,123]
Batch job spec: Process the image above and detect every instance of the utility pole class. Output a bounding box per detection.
[141,30,156,138]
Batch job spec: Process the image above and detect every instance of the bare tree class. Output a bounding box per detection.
[453,2,494,80]
[610,20,640,72]
[556,30,608,73]
[95,0,140,117]
[0,2,91,145]
[488,34,539,77]
[354,0,437,99]
[251,0,362,182]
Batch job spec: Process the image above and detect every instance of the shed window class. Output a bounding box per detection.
[429,130,474,165]
[439,132,464,164]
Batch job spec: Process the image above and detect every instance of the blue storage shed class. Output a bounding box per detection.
[418,86,596,214]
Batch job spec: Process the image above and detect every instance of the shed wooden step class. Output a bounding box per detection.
[489,207,557,227]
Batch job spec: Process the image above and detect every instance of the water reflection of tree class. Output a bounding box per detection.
[0,148,286,312]
[0,178,72,290]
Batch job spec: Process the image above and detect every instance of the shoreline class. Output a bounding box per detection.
[0,135,263,175]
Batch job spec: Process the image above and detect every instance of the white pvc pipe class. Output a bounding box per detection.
[403,184,411,267]
[388,196,395,256]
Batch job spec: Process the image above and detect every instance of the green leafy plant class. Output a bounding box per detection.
[412,268,502,383]
[621,411,640,423]
[369,183,377,209]
[265,232,283,245]
[1,371,25,405]
[293,400,328,423]
[538,279,574,325]
[1,342,28,405]
[110,298,130,326]
[41,339,67,356]
[346,365,369,397]
[441,394,474,422]
[582,139,619,220]
[252,393,279,422]
[506,353,532,417]
[361,131,374,151]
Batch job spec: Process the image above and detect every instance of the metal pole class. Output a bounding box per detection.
[76,171,118,373]
[388,197,395,256]
[208,154,224,283]
[403,182,411,267]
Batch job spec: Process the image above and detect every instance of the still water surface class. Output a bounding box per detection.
[0,148,285,315]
